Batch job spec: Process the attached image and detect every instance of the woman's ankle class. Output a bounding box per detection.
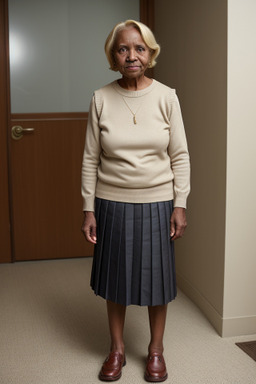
[110,342,125,355]
[148,343,164,355]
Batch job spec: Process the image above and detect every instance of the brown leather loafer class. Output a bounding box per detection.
[145,352,168,382]
[99,351,126,381]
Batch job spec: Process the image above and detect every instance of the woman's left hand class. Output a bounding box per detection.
[170,207,187,240]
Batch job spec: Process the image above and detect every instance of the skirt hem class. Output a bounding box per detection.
[90,285,177,307]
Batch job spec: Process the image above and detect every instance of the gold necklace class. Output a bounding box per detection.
[122,97,142,124]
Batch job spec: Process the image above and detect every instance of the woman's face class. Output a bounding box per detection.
[113,26,151,79]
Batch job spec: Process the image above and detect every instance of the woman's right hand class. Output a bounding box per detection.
[81,211,97,244]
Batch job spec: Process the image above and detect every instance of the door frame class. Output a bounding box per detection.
[0,0,12,263]
[0,0,154,263]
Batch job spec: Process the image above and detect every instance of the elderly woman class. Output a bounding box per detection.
[81,20,190,382]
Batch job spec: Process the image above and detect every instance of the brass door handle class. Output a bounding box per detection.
[11,125,35,140]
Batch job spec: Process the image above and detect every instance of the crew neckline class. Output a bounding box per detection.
[112,79,156,97]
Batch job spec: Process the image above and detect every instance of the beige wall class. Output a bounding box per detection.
[155,0,256,337]
[223,0,256,336]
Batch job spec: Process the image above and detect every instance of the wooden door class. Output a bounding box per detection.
[0,0,153,262]
[9,114,93,261]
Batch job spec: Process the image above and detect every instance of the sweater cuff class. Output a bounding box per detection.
[83,197,95,212]
[173,195,187,209]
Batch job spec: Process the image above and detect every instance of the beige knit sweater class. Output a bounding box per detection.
[82,79,190,211]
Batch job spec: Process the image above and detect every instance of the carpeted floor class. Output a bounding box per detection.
[0,258,255,384]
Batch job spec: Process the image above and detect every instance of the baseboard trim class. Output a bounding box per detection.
[177,272,256,337]
[222,315,256,337]
[176,272,223,336]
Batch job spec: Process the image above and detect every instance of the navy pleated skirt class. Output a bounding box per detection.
[90,198,177,306]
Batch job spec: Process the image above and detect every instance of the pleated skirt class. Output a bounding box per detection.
[90,198,177,306]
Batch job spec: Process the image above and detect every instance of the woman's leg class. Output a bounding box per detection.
[145,304,168,382]
[99,300,126,381]
[147,304,168,353]
[107,300,126,354]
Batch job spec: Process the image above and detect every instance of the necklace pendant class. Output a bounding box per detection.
[133,116,137,124]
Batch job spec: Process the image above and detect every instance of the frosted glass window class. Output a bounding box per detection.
[8,0,140,113]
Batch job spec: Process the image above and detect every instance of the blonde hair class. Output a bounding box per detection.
[105,20,160,71]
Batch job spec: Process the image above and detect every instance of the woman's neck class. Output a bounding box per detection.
[118,76,152,91]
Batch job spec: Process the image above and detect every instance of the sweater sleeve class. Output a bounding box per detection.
[168,93,190,208]
[81,95,101,211]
